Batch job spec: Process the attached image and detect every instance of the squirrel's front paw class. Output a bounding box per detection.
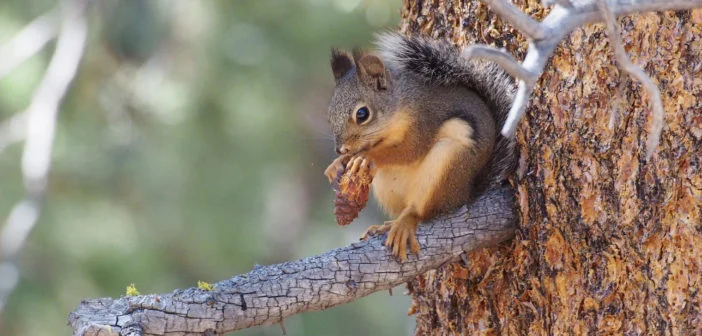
[384,218,420,261]
[346,155,374,177]
[324,154,351,183]
[331,154,374,226]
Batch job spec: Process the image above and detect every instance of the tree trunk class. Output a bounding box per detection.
[403,1,701,335]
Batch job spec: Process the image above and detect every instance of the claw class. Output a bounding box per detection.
[359,158,368,173]
[383,218,420,261]
[367,161,376,177]
[360,223,391,240]
[324,155,351,183]
[409,232,420,255]
[359,158,376,179]
[348,156,363,174]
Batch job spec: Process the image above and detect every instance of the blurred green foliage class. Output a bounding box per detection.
[0,0,412,335]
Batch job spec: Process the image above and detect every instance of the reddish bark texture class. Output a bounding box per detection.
[402,1,701,334]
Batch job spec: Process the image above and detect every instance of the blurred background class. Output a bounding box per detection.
[0,0,413,335]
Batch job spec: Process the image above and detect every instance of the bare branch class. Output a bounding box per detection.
[0,0,89,313]
[463,0,701,151]
[0,10,58,79]
[502,81,536,137]
[570,0,702,18]
[0,9,60,154]
[0,112,27,155]
[596,0,664,159]
[484,0,549,39]
[461,46,537,82]
[543,0,574,8]
[69,187,516,336]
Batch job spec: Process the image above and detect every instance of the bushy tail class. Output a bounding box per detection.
[376,32,516,190]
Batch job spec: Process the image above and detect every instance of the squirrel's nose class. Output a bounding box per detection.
[336,145,349,155]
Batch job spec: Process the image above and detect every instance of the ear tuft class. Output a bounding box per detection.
[331,49,354,81]
[352,49,387,90]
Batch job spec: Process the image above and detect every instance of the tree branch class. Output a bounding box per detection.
[484,0,549,39]
[471,0,701,155]
[0,10,58,79]
[461,46,537,83]
[542,0,574,8]
[0,112,27,155]
[0,8,61,154]
[0,0,89,313]
[69,187,516,336]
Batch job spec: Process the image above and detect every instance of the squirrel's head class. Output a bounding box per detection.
[327,48,400,156]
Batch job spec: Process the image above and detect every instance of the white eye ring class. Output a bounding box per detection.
[352,104,372,125]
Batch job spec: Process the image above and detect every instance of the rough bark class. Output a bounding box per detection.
[404,1,701,335]
[69,187,516,335]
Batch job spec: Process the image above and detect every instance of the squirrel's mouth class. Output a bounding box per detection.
[356,138,384,154]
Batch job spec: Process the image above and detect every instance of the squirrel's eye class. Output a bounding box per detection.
[355,107,370,124]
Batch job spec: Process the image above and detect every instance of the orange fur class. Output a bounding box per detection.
[363,111,415,166]
[369,118,477,260]
[406,119,475,217]
[372,161,420,216]
[372,118,475,216]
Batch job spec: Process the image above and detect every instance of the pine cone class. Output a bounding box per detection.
[332,160,373,226]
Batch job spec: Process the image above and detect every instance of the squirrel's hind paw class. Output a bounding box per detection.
[360,222,392,241]
[384,219,420,261]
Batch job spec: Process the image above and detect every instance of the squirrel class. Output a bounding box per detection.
[324,33,516,261]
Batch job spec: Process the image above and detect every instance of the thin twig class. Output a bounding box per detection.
[464,0,702,154]
[280,320,287,335]
[596,0,664,159]
[502,80,536,137]
[0,113,28,155]
[0,0,89,314]
[0,10,58,79]
[543,0,574,8]
[461,46,537,82]
[484,0,549,39]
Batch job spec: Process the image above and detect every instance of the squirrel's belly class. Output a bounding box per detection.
[371,163,420,217]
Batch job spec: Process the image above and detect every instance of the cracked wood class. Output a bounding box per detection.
[69,187,516,336]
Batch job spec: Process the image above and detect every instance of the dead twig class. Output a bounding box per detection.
[0,10,58,79]
[0,0,89,313]
[0,113,28,155]
[464,0,702,158]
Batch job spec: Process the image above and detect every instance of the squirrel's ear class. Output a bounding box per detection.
[331,49,354,81]
[352,50,387,91]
